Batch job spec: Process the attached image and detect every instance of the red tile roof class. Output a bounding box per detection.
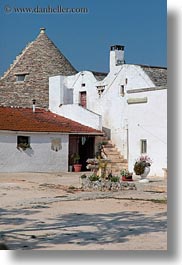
[0,107,102,134]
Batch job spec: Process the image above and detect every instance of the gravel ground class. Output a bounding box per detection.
[0,172,167,250]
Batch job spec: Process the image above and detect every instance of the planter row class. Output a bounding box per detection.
[81,178,136,191]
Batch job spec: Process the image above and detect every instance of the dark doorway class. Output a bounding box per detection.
[80,91,87,108]
[79,136,95,170]
[69,135,95,171]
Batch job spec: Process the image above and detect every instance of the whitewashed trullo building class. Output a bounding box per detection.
[49,45,167,177]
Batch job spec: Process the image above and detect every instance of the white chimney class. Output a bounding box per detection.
[32,99,36,113]
[110,45,125,72]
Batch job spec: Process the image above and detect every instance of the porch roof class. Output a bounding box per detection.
[0,106,103,135]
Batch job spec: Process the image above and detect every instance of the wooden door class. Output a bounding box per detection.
[80,91,87,108]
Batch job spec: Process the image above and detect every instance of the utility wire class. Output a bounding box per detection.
[137,124,167,145]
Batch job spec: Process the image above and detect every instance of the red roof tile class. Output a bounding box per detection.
[0,107,102,134]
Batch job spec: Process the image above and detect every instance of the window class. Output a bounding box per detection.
[17,136,31,150]
[140,139,147,154]
[16,74,26,82]
[120,85,125,97]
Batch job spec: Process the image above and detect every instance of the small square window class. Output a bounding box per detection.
[17,136,31,150]
[140,139,147,154]
[16,74,26,82]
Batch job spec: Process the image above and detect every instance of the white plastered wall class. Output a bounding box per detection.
[0,132,69,172]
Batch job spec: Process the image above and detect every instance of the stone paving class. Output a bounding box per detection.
[0,172,167,250]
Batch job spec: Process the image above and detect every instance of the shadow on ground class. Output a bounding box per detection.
[0,206,167,250]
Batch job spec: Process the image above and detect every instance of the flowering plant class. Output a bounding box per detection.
[120,169,129,177]
[134,155,152,175]
[120,169,133,179]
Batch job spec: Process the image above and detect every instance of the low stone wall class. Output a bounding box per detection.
[81,177,136,192]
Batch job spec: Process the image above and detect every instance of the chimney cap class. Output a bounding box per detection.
[40,27,46,34]
[110,45,124,51]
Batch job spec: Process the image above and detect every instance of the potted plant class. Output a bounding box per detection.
[134,155,152,179]
[17,142,31,151]
[71,153,82,172]
[120,169,133,181]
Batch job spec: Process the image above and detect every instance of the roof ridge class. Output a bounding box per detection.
[37,32,77,72]
[135,64,167,69]
[137,64,167,87]
[0,40,34,80]
[0,29,77,80]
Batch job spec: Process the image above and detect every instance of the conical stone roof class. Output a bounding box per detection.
[0,28,77,108]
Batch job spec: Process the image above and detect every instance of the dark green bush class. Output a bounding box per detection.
[110,176,120,182]
[134,161,146,175]
[80,174,87,179]
[89,174,100,181]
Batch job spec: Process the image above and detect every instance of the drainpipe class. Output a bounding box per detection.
[126,123,129,160]
[124,119,129,160]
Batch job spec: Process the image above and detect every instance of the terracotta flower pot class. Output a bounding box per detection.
[121,176,133,181]
[73,164,82,172]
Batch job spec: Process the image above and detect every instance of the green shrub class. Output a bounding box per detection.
[80,174,87,179]
[134,161,146,175]
[110,176,120,182]
[89,174,100,181]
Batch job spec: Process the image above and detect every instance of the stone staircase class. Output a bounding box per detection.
[102,140,128,174]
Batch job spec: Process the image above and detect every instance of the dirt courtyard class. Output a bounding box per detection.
[0,172,167,250]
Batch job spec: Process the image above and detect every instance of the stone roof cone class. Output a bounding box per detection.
[0,28,77,108]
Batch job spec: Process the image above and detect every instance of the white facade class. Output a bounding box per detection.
[127,88,167,176]
[49,75,102,130]
[49,46,167,177]
[0,131,68,172]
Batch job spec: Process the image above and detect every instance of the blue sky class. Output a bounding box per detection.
[0,0,166,76]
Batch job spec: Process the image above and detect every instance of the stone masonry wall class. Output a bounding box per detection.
[0,29,77,108]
